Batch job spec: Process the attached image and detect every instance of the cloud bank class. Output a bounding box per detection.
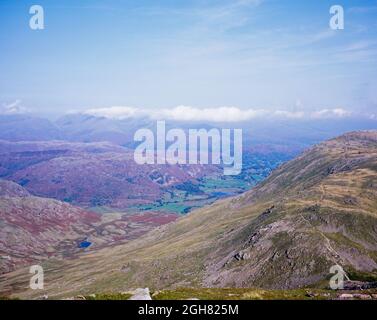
[0,100,29,115]
[82,105,361,123]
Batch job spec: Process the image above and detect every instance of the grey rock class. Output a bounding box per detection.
[128,288,152,300]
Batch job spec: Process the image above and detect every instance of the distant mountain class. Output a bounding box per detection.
[55,114,153,147]
[2,131,375,298]
[0,114,63,141]
[2,112,376,150]
[56,114,377,150]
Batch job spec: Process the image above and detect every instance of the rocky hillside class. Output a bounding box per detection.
[1,131,376,298]
[0,181,101,274]
[0,180,30,197]
[0,180,178,275]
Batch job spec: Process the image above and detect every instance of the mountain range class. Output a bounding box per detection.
[1,113,376,149]
[1,130,376,298]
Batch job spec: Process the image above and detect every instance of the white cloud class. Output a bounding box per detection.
[84,105,266,122]
[82,106,360,122]
[156,105,266,122]
[348,6,377,13]
[310,108,352,119]
[0,100,29,115]
[305,29,336,45]
[273,110,305,119]
[85,106,143,119]
[142,0,264,32]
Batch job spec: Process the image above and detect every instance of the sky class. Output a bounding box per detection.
[0,0,377,121]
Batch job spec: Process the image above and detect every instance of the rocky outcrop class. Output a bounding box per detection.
[128,288,152,300]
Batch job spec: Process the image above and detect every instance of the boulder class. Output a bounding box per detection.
[128,288,152,300]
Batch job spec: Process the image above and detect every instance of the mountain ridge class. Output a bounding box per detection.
[0,130,376,298]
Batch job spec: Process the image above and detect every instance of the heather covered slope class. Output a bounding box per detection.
[0,140,218,209]
[0,139,290,214]
[0,180,178,275]
[0,183,101,274]
[1,131,377,298]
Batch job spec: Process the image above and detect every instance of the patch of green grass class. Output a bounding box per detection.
[134,202,191,214]
[199,177,250,191]
[88,206,120,214]
[152,288,336,300]
[347,270,377,282]
[0,296,19,300]
[85,293,132,300]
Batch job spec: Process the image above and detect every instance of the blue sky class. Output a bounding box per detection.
[0,0,377,120]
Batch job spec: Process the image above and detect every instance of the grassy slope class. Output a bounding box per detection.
[0,131,376,299]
